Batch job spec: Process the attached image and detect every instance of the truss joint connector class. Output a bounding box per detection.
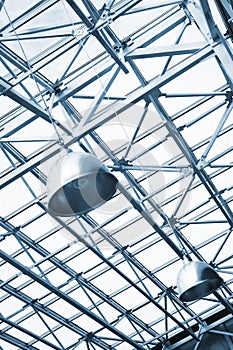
[116,157,132,172]
[100,7,111,20]
[121,245,129,252]
[182,166,193,177]
[225,90,233,107]
[162,341,172,349]
[12,226,21,234]
[51,80,66,95]
[86,332,94,341]
[198,322,209,335]
[75,272,83,279]
[209,260,218,268]
[166,286,177,297]
[218,188,227,195]
[121,36,134,49]
[168,215,178,227]
[113,44,121,53]
[197,157,208,169]
[177,124,186,132]
[125,309,132,315]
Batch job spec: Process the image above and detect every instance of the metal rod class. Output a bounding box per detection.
[0,250,147,349]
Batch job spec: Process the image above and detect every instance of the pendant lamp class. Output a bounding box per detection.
[177,260,223,302]
[47,151,118,216]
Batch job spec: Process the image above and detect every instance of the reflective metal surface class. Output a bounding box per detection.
[177,261,223,302]
[47,151,118,216]
[1,1,233,349]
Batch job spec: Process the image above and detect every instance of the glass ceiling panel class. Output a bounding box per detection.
[1,1,233,350]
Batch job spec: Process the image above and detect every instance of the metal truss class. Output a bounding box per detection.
[0,1,233,349]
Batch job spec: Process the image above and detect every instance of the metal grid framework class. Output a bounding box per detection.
[1,0,233,349]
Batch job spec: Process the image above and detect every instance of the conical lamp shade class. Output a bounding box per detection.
[47,152,118,216]
[177,261,223,302]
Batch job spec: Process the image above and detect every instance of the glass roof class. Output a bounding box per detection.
[1,0,233,349]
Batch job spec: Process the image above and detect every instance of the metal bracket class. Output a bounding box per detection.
[197,157,208,170]
[225,90,233,106]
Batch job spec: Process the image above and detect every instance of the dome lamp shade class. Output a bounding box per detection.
[176,261,223,302]
[47,152,118,216]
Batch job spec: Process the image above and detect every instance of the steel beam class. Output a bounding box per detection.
[0,77,52,121]
[214,0,233,38]
[0,314,63,350]
[1,0,60,33]
[81,0,122,48]
[0,250,147,350]
[47,214,199,341]
[59,43,214,133]
[0,0,6,11]
[0,219,164,342]
[0,281,113,350]
[125,1,182,14]
[124,8,186,53]
[0,216,199,341]
[0,43,214,189]
[1,1,233,349]
[126,42,206,59]
[0,212,199,341]
[149,93,233,227]
[79,66,121,127]
[66,0,129,73]
[0,332,39,350]
[184,0,233,88]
